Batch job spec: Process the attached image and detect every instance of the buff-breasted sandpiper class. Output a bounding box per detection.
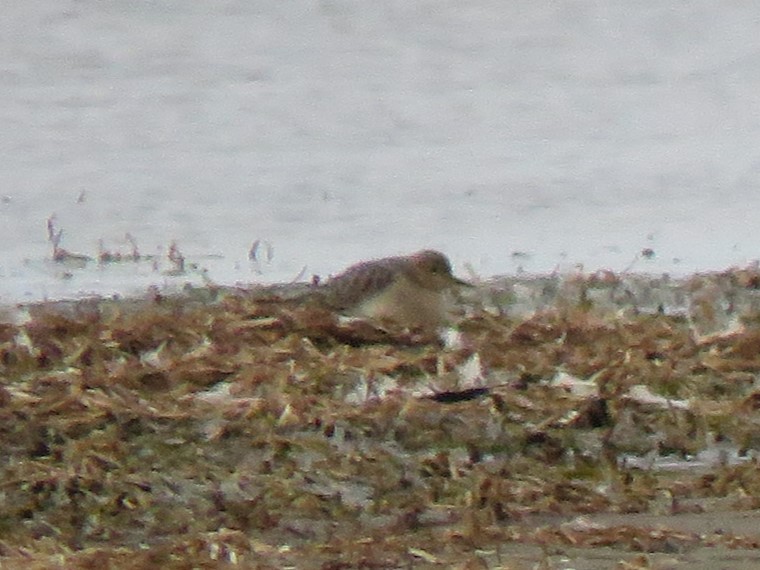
[320,250,470,329]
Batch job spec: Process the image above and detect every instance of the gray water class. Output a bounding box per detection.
[3,1,760,302]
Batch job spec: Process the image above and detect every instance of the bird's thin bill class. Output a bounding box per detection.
[451,276,474,287]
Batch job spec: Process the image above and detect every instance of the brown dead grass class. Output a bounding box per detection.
[2,271,760,568]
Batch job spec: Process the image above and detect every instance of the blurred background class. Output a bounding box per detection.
[2,0,760,301]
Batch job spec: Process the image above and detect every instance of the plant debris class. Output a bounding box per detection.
[424,386,492,403]
[2,267,760,567]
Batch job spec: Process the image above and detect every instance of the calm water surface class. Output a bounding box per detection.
[3,1,760,302]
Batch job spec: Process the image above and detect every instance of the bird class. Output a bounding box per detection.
[319,250,471,329]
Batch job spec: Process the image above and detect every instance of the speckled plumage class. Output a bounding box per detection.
[321,250,469,329]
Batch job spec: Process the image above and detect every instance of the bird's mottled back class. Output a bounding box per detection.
[319,250,469,328]
[324,256,402,310]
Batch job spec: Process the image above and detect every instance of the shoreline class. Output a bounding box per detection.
[6,261,760,324]
[2,264,760,567]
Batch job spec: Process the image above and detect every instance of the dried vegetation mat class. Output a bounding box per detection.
[3,271,760,568]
